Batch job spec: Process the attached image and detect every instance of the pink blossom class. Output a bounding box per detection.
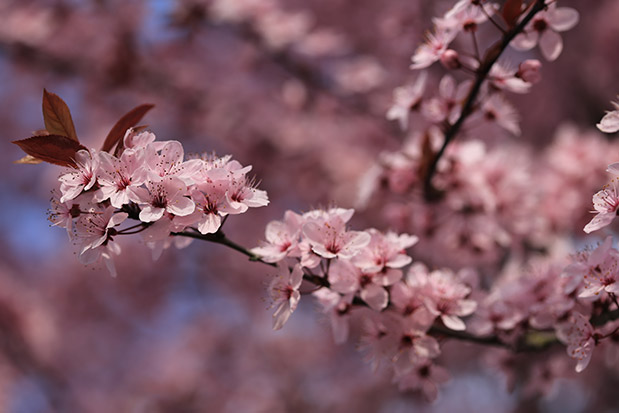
[421,266,477,331]
[597,98,619,133]
[352,229,417,276]
[410,28,457,70]
[94,149,148,208]
[269,264,304,330]
[224,175,270,214]
[436,1,492,33]
[58,149,99,203]
[327,259,389,311]
[302,209,370,260]
[480,94,520,135]
[556,312,596,372]
[74,206,128,277]
[386,71,427,131]
[422,75,470,124]
[511,4,579,61]
[145,140,203,185]
[574,237,619,298]
[313,288,353,344]
[489,62,531,94]
[584,178,619,233]
[135,176,195,222]
[390,278,436,331]
[252,211,304,262]
[393,360,450,402]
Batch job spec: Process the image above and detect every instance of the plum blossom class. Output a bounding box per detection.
[313,288,353,344]
[410,27,457,70]
[58,149,99,203]
[269,264,304,330]
[353,229,418,277]
[597,98,619,133]
[135,176,195,222]
[74,206,128,277]
[556,312,596,372]
[584,178,619,233]
[570,237,619,298]
[328,259,389,311]
[511,4,579,61]
[480,94,520,135]
[393,360,450,401]
[422,75,470,124]
[386,71,427,130]
[302,208,370,259]
[94,149,148,208]
[418,265,477,331]
[252,211,304,262]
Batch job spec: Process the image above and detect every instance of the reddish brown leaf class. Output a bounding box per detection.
[13,135,87,168]
[101,104,154,153]
[42,89,78,141]
[502,0,523,28]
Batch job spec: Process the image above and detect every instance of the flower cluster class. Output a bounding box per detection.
[49,129,268,276]
[254,207,480,399]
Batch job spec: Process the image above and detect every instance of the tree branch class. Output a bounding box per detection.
[423,0,547,200]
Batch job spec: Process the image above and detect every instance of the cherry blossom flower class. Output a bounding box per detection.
[597,98,619,133]
[480,94,520,135]
[489,62,531,94]
[58,149,99,203]
[422,75,470,124]
[252,211,304,262]
[556,312,596,372]
[393,359,450,401]
[135,176,195,222]
[269,264,304,330]
[386,71,427,131]
[353,229,418,277]
[511,4,579,61]
[145,140,203,185]
[328,259,389,311]
[571,237,619,298]
[584,178,619,233]
[420,266,477,331]
[302,209,370,260]
[410,27,457,70]
[313,288,353,344]
[74,206,128,277]
[94,149,148,208]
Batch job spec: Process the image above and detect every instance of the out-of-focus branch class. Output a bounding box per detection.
[423,0,547,201]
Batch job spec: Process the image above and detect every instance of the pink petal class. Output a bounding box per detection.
[360,284,389,311]
[539,30,563,61]
[167,196,195,217]
[598,111,619,133]
[547,8,579,32]
[441,314,466,331]
[584,213,615,233]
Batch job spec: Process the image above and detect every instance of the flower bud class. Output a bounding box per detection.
[440,49,461,70]
[517,59,542,84]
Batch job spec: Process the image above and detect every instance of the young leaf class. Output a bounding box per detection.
[101,104,154,153]
[14,154,43,165]
[502,0,523,28]
[42,89,79,141]
[13,135,87,167]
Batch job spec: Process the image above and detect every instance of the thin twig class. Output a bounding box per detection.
[423,0,546,200]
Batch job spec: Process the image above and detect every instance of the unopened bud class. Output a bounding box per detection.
[440,49,461,70]
[517,59,542,84]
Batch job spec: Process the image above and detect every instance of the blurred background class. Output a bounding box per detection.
[1,0,619,411]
